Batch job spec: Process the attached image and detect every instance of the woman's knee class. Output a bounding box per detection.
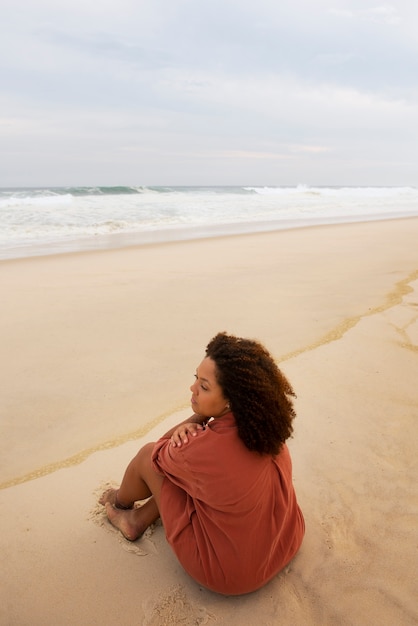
[136,442,155,464]
[134,442,160,481]
[137,442,164,503]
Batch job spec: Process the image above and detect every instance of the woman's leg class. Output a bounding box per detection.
[100,442,165,541]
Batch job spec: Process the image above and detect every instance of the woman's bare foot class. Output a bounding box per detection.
[99,488,118,507]
[104,503,147,541]
[99,488,133,509]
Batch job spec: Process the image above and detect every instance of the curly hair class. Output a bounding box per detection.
[205,332,296,456]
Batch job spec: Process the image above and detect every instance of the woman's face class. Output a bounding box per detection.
[190,357,229,418]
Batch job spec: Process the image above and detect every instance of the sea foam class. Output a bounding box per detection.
[1,185,417,259]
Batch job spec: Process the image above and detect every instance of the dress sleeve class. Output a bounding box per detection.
[151,427,218,497]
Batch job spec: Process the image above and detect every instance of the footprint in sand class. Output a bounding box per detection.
[143,585,215,625]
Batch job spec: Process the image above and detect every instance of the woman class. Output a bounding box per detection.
[100,332,304,595]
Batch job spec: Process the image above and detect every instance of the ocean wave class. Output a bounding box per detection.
[244,185,417,197]
[1,184,418,260]
[0,193,73,209]
[68,186,145,196]
[0,186,145,202]
[2,185,416,206]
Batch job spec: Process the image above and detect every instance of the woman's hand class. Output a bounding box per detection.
[171,421,205,447]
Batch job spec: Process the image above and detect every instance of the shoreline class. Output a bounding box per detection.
[2,212,418,262]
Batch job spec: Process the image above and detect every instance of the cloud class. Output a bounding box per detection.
[329,5,401,25]
[1,0,418,185]
[289,145,330,154]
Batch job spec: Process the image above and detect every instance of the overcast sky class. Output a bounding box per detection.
[1,0,417,187]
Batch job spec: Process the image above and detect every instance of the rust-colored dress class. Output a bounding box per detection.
[151,412,304,595]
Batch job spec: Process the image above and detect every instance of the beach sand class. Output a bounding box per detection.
[1,218,417,625]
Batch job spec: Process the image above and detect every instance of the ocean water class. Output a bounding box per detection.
[1,185,418,260]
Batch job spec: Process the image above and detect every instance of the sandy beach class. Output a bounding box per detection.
[1,218,417,625]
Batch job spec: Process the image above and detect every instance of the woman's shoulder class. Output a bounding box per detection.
[207,411,236,431]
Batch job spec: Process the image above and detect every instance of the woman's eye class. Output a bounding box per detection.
[194,373,207,391]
